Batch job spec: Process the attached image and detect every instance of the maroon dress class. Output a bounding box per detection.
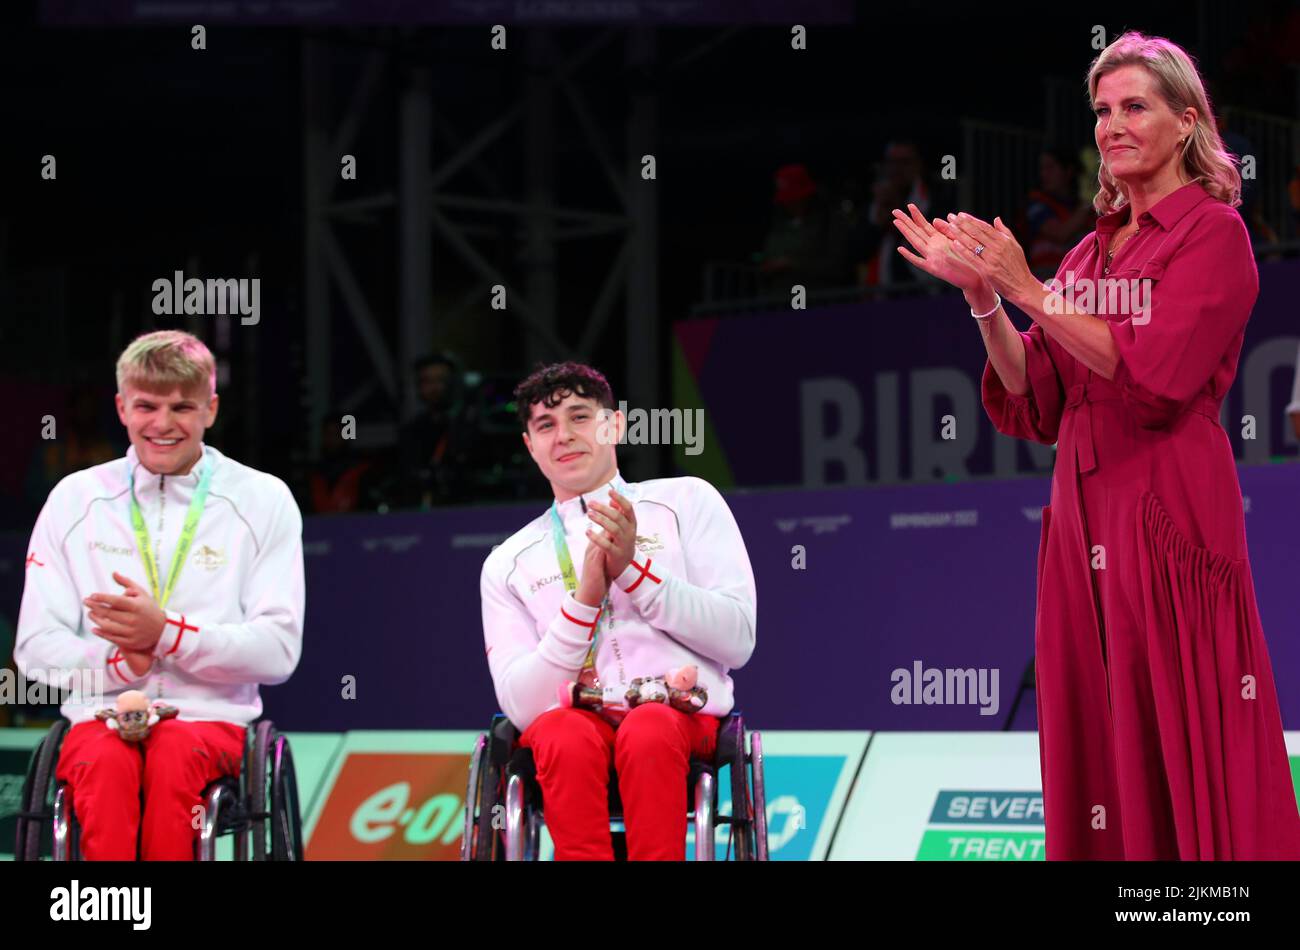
[983,181,1300,859]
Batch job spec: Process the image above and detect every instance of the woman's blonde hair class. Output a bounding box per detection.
[1086,31,1241,214]
[115,330,216,398]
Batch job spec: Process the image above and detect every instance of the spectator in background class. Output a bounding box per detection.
[398,352,469,507]
[1016,145,1096,274]
[1216,105,1279,248]
[308,412,376,514]
[756,163,852,292]
[852,139,954,288]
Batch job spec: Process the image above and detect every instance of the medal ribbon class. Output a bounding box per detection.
[550,501,605,682]
[127,453,212,610]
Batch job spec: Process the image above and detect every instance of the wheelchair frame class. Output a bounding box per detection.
[461,710,769,861]
[13,717,305,862]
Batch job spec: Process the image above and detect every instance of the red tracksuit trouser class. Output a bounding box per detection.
[55,718,245,860]
[519,702,719,860]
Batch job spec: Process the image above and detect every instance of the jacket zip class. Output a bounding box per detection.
[156,474,166,699]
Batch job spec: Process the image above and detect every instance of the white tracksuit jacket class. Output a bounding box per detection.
[15,443,305,724]
[480,471,757,732]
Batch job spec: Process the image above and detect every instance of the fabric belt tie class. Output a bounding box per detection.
[1064,381,1220,475]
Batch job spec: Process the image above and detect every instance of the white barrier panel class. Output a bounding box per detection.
[829,732,1300,860]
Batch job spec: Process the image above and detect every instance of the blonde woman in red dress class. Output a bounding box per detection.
[891,31,1300,860]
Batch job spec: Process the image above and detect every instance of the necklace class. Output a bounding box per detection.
[1104,221,1141,275]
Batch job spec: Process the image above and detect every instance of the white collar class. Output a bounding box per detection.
[551,469,629,521]
[125,442,212,487]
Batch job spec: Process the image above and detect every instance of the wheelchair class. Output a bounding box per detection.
[13,717,304,861]
[461,709,769,860]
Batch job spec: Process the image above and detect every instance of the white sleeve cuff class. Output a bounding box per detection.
[615,557,666,607]
[537,592,602,671]
[105,647,152,687]
[155,610,200,660]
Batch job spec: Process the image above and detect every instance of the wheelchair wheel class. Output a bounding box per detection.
[270,732,304,860]
[246,720,270,860]
[750,731,769,861]
[460,733,486,861]
[15,720,69,861]
[471,717,516,861]
[718,716,752,861]
[248,720,303,861]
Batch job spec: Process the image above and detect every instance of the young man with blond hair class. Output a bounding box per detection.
[480,361,756,860]
[15,329,305,859]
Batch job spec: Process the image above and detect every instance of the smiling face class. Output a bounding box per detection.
[522,390,622,501]
[115,383,218,476]
[1093,64,1196,191]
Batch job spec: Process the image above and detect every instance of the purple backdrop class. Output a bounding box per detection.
[676,258,1300,488]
